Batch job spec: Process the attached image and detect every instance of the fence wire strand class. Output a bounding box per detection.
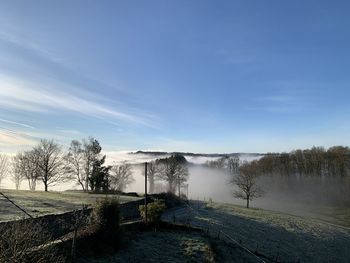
[0,190,90,262]
[182,200,267,263]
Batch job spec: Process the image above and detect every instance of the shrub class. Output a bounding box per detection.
[139,199,166,224]
[0,220,65,263]
[91,197,120,243]
[151,192,182,208]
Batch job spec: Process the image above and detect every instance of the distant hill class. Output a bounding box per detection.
[131,150,264,158]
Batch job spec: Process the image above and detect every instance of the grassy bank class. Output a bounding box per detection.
[162,201,350,263]
[0,189,141,221]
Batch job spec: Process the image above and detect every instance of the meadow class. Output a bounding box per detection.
[162,201,350,263]
[0,189,141,221]
[1,188,350,262]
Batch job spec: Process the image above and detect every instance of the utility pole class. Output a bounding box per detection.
[144,162,148,223]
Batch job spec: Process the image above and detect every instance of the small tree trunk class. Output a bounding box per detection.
[169,180,175,194]
[149,174,154,194]
[44,182,48,192]
[85,167,89,192]
[71,227,78,262]
[79,182,85,192]
[246,198,250,208]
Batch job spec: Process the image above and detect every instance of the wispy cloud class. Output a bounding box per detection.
[0,30,63,64]
[0,126,85,149]
[0,118,35,129]
[255,96,297,103]
[58,129,83,135]
[0,75,156,127]
[0,29,158,129]
[250,94,305,113]
[0,127,37,147]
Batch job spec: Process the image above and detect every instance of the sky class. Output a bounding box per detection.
[0,0,350,154]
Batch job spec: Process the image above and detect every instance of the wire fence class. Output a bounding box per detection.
[164,201,268,262]
[180,200,268,263]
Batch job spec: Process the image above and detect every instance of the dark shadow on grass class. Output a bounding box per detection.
[189,204,350,263]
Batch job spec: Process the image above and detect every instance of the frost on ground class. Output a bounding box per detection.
[0,189,140,221]
[79,228,216,263]
[162,201,350,263]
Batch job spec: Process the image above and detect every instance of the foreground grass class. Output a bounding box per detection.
[0,189,141,221]
[76,222,218,263]
[83,230,214,263]
[162,201,350,263]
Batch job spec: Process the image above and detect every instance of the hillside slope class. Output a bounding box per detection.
[162,201,350,263]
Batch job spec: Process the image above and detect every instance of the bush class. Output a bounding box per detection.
[92,197,120,243]
[151,192,183,208]
[139,199,166,224]
[0,220,65,263]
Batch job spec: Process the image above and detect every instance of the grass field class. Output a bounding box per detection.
[308,205,350,228]
[0,189,141,221]
[162,201,350,263]
[80,228,215,263]
[2,189,350,262]
[76,222,259,263]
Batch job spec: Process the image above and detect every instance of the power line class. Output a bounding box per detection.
[0,191,34,219]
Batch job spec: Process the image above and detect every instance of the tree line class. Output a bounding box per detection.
[202,146,350,208]
[0,138,190,195]
[252,146,350,179]
[203,155,261,208]
[0,138,134,192]
[146,154,189,195]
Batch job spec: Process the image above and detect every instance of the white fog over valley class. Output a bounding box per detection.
[1,152,261,195]
[1,1,350,262]
[2,151,346,221]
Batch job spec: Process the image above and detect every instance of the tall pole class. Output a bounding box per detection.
[144,162,148,223]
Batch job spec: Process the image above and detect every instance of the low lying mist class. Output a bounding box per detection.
[127,161,350,221]
[2,151,349,223]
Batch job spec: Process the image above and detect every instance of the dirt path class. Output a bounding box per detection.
[162,201,350,263]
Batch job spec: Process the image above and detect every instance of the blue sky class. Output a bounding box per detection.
[0,0,350,153]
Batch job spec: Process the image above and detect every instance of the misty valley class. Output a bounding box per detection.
[1,139,350,262]
[1,1,350,262]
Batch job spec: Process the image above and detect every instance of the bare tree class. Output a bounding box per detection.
[0,220,64,263]
[11,154,26,190]
[157,154,188,195]
[66,140,85,191]
[227,156,240,176]
[175,162,189,197]
[35,139,67,192]
[16,150,41,191]
[0,153,9,188]
[146,161,160,194]
[231,161,263,208]
[109,162,134,192]
[205,156,228,169]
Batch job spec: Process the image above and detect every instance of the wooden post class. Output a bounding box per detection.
[144,162,148,223]
[71,225,78,263]
[70,206,86,263]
